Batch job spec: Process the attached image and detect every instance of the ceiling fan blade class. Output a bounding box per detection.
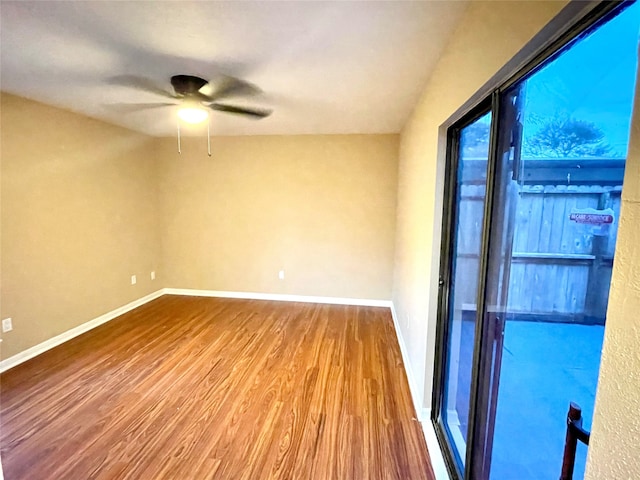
[105,102,177,113]
[199,75,262,101]
[108,75,177,99]
[208,103,272,119]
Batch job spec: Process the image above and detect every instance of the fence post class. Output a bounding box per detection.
[584,192,611,324]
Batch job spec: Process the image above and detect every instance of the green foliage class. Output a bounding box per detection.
[523,114,612,158]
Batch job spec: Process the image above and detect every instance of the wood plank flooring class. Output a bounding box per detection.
[1,295,434,480]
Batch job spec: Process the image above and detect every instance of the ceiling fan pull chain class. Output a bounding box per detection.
[207,118,212,157]
[177,119,181,155]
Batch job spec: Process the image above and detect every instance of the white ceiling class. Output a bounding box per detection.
[0,1,468,137]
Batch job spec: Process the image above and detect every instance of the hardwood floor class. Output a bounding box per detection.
[1,295,435,480]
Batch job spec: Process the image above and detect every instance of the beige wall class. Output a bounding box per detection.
[585,70,640,480]
[0,93,162,359]
[392,0,567,410]
[157,134,398,300]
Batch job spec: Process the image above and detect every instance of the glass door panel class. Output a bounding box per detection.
[441,111,492,470]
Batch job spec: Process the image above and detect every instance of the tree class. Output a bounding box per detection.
[523,114,612,158]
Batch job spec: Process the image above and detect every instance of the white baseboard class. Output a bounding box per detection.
[0,289,164,373]
[389,302,426,421]
[390,304,451,480]
[422,409,452,480]
[162,288,392,308]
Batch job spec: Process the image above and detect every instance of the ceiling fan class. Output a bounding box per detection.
[111,73,273,123]
[111,74,272,156]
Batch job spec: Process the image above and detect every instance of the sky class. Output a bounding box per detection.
[522,1,640,158]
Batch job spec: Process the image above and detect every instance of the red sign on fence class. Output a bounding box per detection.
[569,212,614,225]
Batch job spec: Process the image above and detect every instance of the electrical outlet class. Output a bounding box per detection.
[278,270,285,280]
[2,318,12,333]
[151,271,156,281]
[131,275,137,285]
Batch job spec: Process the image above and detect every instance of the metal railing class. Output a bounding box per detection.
[560,402,591,480]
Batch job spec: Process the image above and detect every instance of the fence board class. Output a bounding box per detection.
[527,193,544,252]
[549,194,567,253]
[538,193,555,252]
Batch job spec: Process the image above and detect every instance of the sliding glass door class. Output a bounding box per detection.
[439,108,493,471]
[484,5,639,478]
[433,3,640,479]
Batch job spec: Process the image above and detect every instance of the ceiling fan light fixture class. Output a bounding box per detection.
[177,105,209,124]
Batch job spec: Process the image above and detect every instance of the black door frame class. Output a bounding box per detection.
[430,2,632,479]
[430,96,497,479]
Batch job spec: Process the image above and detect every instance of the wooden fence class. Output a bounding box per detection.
[454,169,623,324]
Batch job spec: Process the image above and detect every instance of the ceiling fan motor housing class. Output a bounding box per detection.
[170,75,208,97]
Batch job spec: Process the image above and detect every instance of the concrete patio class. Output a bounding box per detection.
[490,321,604,479]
